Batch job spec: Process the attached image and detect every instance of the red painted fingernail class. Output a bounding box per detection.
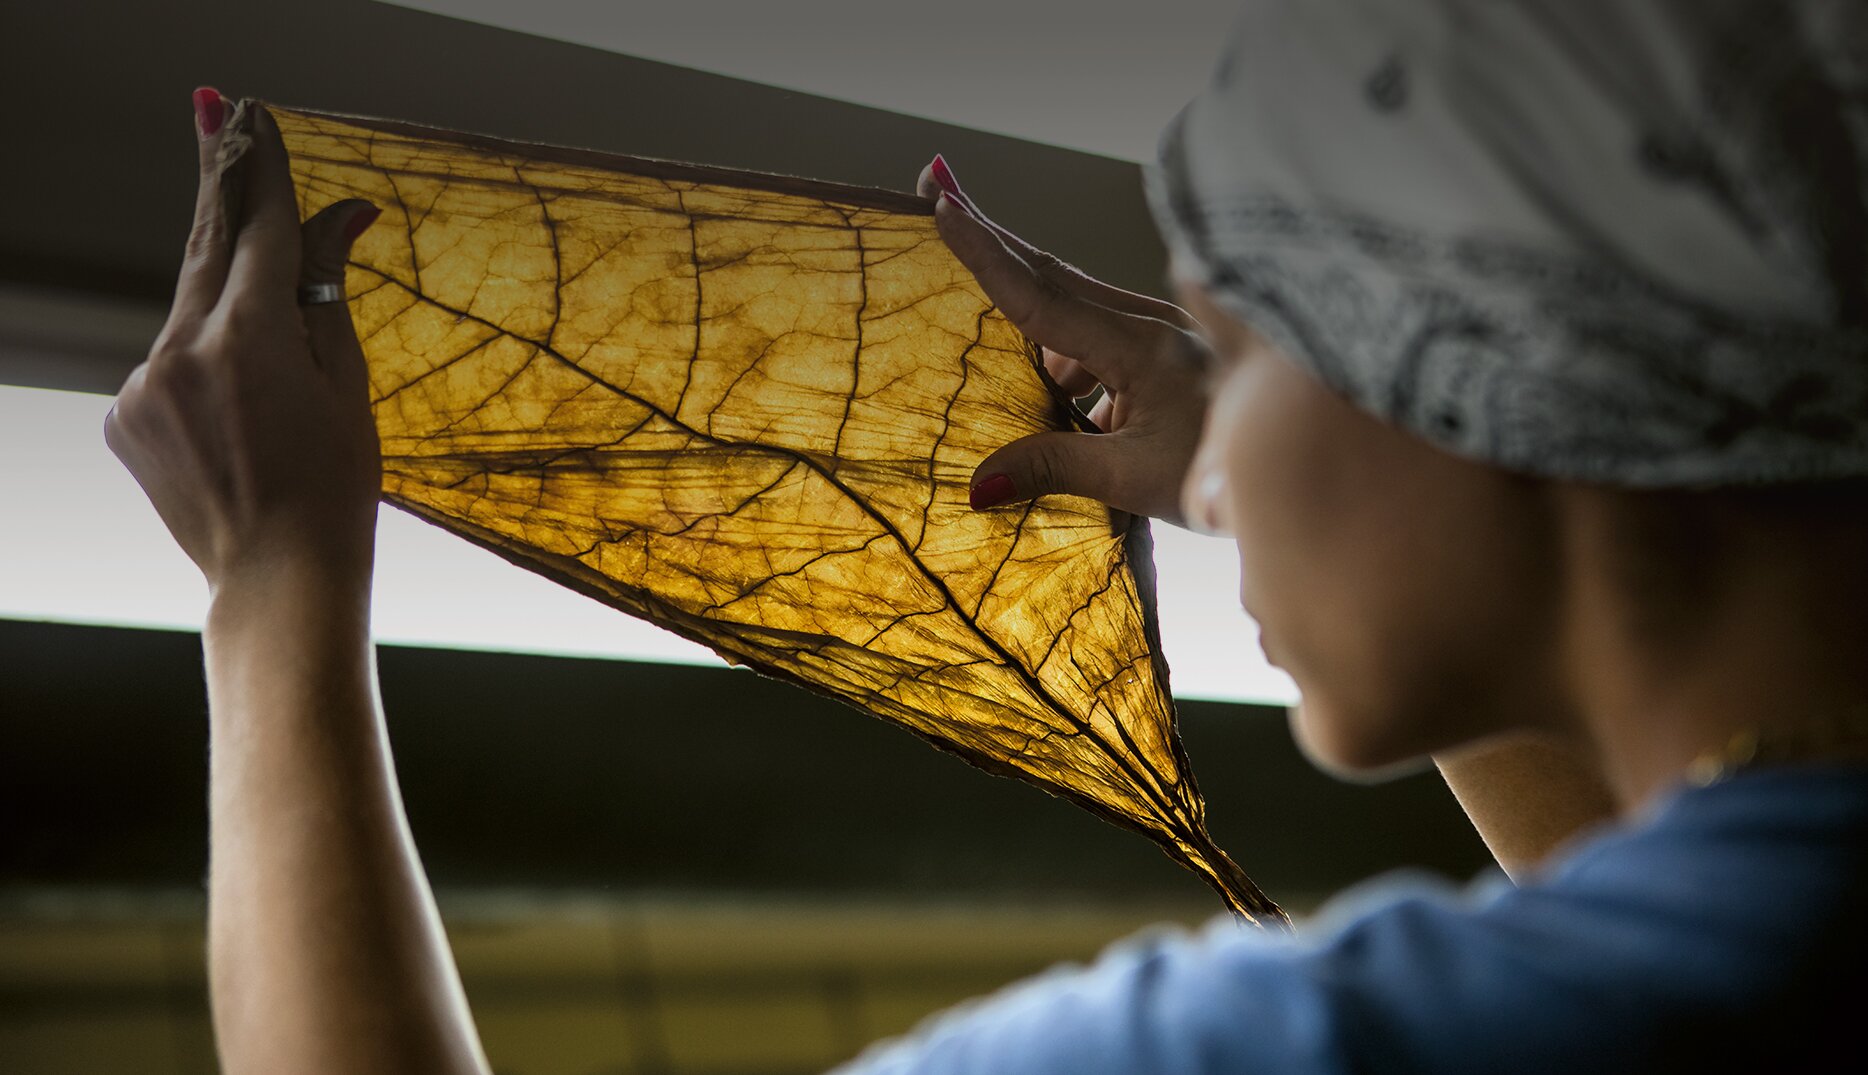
[343,205,382,242]
[970,473,1017,510]
[192,87,224,137]
[930,155,962,198]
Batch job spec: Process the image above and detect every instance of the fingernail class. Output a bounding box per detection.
[343,205,382,242]
[970,473,1017,510]
[192,87,224,138]
[937,191,973,219]
[930,154,962,198]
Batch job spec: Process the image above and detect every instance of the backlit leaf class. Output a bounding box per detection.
[268,103,1283,925]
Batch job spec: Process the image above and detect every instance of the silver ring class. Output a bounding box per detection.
[296,281,346,306]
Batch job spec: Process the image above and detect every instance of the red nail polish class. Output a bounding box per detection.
[970,473,1017,510]
[192,87,224,137]
[930,154,962,198]
[343,206,382,241]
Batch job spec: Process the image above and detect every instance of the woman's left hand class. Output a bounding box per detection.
[105,91,384,596]
[916,157,1213,525]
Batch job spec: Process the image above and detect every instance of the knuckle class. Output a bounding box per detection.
[1011,275,1070,331]
[207,303,262,347]
[144,355,200,398]
[183,218,223,263]
[1029,249,1074,279]
[1025,438,1069,497]
[105,368,155,444]
[116,361,151,399]
[147,325,192,365]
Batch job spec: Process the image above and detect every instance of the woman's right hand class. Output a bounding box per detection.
[918,156,1213,526]
[104,92,383,599]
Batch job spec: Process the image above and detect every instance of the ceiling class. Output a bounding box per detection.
[2,0,1172,368]
[384,0,1242,161]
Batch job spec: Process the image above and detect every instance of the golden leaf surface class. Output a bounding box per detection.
[270,104,1282,925]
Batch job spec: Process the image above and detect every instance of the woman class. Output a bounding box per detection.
[106,2,1867,1071]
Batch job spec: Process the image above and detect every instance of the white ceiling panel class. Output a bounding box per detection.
[381,0,1241,161]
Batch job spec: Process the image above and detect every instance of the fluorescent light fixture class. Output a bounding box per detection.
[380,0,1243,162]
[0,384,1295,704]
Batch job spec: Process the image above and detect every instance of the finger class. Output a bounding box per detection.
[1085,393,1115,433]
[170,87,236,326]
[222,103,305,316]
[934,195,1153,390]
[1043,350,1101,398]
[919,156,1193,328]
[299,200,381,399]
[1010,239,1196,329]
[968,429,1179,522]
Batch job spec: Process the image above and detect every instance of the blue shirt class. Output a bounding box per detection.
[836,767,1868,1073]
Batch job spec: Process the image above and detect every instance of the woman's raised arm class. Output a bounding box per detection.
[105,90,488,1075]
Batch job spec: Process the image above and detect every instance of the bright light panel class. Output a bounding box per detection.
[0,384,1295,704]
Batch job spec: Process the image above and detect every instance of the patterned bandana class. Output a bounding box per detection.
[1147,0,1868,487]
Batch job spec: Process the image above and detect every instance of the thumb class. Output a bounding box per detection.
[298,199,379,395]
[969,430,1138,513]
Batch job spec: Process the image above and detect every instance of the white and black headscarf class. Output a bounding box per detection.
[1148,0,1868,486]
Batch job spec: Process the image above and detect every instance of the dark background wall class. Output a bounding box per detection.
[2,619,1490,909]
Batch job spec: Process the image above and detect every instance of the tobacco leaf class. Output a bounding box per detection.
[267,103,1283,925]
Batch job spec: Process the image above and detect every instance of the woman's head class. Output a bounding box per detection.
[1180,280,1868,788]
[1149,2,1868,781]
[1179,283,1572,775]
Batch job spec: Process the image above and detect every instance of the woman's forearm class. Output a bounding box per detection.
[202,565,487,1075]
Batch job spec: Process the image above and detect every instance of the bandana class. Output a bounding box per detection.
[1147,0,1868,486]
